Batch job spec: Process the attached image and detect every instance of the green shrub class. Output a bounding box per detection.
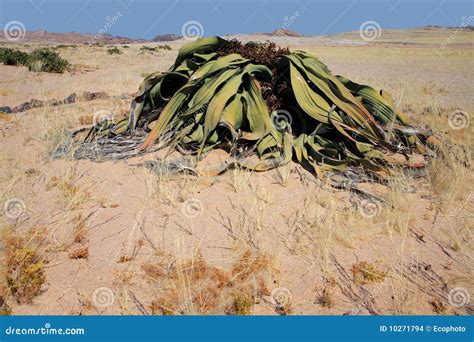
[107,47,122,55]
[139,45,171,53]
[140,45,156,52]
[0,48,29,66]
[27,48,69,73]
[0,47,69,73]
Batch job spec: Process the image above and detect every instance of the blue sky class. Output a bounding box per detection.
[0,0,472,39]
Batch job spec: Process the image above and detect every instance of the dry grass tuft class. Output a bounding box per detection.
[427,141,471,214]
[47,169,91,210]
[118,255,133,263]
[68,246,89,259]
[232,292,254,315]
[3,227,48,304]
[0,290,12,315]
[78,115,93,125]
[318,277,337,308]
[141,262,167,279]
[382,168,417,236]
[0,113,14,124]
[145,249,275,315]
[72,213,88,244]
[351,261,387,285]
[39,107,76,157]
[284,188,360,268]
[228,167,253,193]
[150,298,176,316]
[146,171,198,207]
[429,298,448,315]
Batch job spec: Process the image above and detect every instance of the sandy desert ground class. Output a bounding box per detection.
[0,28,472,315]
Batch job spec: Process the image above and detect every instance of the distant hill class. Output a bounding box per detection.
[0,30,146,45]
[152,34,182,42]
[419,25,474,31]
[1,26,471,46]
[266,29,303,37]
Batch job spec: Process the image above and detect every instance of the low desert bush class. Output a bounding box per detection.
[27,48,69,73]
[146,249,276,315]
[107,47,122,55]
[140,45,172,53]
[0,48,29,66]
[0,47,69,73]
[3,227,48,304]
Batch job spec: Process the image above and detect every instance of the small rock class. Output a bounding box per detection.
[64,93,77,104]
[81,91,108,101]
[13,99,44,113]
[25,168,38,176]
[0,106,12,113]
